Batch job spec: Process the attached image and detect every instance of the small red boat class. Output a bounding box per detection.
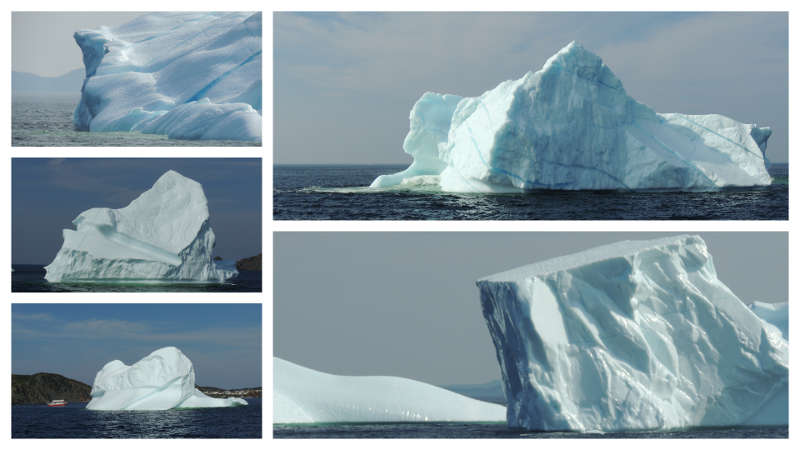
[47,399,67,407]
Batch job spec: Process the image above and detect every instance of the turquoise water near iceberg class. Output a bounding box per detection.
[274,164,788,220]
[274,422,786,438]
[12,94,260,147]
[13,399,261,438]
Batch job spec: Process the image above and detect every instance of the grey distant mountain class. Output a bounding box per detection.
[12,69,83,94]
[443,379,506,405]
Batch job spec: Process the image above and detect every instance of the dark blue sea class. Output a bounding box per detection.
[273,164,788,220]
[11,264,261,292]
[12,399,261,438]
[273,422,787,439]
[12,94,260,147]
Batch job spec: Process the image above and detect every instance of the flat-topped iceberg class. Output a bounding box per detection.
[44,170,237,283]
[372,42,771,191]
[74,12,261,142]
[477,235,787,431]
[87,347,247,410]
[274,357,506,423]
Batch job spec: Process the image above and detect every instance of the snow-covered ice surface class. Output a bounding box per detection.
[44,170,237,283]
[74,12,261,142]
[478,235,787,431]
[274,357,506,423]
[372,42,771,191]
[87,347,247,410]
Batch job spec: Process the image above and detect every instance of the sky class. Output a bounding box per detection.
[274,232,788,386]
[275,12,788,164]
[12,158,261,264]
[12,12,143,77]
[12,303,261,388]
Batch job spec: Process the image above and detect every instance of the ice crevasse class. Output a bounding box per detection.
[477,235,787,431]
[44,170,237,283]
[73,12,261,141]
[274,357,506,423]
[87,347,247,410]
[372,42,771,191]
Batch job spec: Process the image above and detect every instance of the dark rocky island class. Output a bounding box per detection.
[236,253,261,271]
[12,373,91,405]
[197,386,262,398]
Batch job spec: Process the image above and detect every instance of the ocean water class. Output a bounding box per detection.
[273,422,787,439]
[274,164,788,220]
[12,399,261,438]
[11,94,260,147]
[11,264,261,292]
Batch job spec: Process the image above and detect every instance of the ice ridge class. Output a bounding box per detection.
[274,357,506,423]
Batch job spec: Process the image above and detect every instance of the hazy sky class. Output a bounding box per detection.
[275,12,788,164]
[12,303,261,388]
[274,232,787,386]
[12,12,143,76]
[12,158,261,264]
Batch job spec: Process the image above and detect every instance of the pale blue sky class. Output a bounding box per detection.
[275,12,788,164]
[12,12,143,77]
[12,158,261,264]
[275,232,787,386]
[13,304,261,388]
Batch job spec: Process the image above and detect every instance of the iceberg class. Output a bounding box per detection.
[749,301,788,339]
[87,347,247,410]
[274,357,506,423]
[372,42,771,191]
[44,170,237,283]
[74,12,261,142]
[477,235,787,431]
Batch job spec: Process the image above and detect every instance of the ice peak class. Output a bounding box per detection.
[541,40,607,77]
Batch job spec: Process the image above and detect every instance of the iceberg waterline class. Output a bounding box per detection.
[273,357,506,423]
[73,12,261,141]
[372,42,771,192]
[478,235,787,431]
[44,170,237,283]
[87,347,247,410]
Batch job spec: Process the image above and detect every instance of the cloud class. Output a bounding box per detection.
[12,312,56,322]
[275,12,788,164]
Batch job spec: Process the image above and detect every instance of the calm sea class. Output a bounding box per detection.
[274,164,788,220]
[12,399,261,438]
[11,264,261,293]
[273,422,787,439]
[11,94,260,147]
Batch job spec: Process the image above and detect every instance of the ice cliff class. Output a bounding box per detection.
[73,12,261,141]
[477,235,787,431]
[87,347,247,410]
[274,357,506,423]
[44,170,237,283]
[372,42,771,191]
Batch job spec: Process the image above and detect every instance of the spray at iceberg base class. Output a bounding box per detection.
[372,42,771,192]
[73,12,261,142]
[44,170,237,283]
[87,347,247,410]
[274,357,505,423]
[478,235,787,432]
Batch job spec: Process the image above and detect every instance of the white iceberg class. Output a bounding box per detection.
[44,170,237,283]
[74,12,261,142]
[372,42,771,191]
[274,357,506,423]
[87,346,247,410]
[477,235,787,431]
